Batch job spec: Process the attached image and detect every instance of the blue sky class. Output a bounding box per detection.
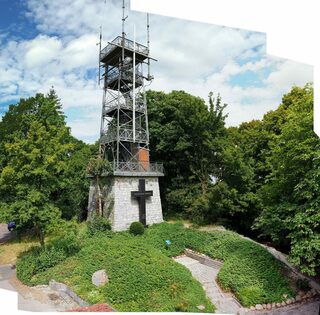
[0,0,313,143]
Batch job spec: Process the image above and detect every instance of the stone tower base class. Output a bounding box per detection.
[88,176,163,231]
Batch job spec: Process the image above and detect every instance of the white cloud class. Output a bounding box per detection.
[24,35,62,68]
[265,59,313,88]
[0,0,313,143]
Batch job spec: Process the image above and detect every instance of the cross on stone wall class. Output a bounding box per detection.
[131,179,153,226]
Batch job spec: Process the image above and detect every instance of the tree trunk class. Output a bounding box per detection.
[96,175,103,217]
[38,228,45,248]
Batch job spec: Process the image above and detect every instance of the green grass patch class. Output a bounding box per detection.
[16,222,293,309]
[30,235,214,312]
[142,223,293,306]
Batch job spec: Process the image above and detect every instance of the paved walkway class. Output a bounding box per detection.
[0,264,80,311]
[174,255,241,314]
[0,224,80,312]
[0,223,15,244]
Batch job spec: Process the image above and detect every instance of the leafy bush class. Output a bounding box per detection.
[16,251,37,285]
[87,217,111,236]
[36,247,67,272]
[59,232,81,256]
[129,221,145,236]
[16,230,82,285]
[49,231,81,256]
[17,246,67,285]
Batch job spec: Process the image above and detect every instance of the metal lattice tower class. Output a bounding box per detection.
[98,1,163,176]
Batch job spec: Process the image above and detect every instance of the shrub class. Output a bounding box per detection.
[16,246,67,285]
[50,231,81,256]
[129,222,145,235]
[87,217,111,236]
[16,251,37,285]
[35,247,67,272]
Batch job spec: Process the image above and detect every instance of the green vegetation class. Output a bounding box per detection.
[1,83,318,286]
[17,223,293,309]
[129,221,145,235]
[87,217,111,236]
[22,228,214,312]
[0,90,96,246]
[148,85,319,275]
[86,156,112,217]
[143,223,293,306]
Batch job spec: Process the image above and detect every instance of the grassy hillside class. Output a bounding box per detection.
[16,222,294,310]
[29,235,214,312]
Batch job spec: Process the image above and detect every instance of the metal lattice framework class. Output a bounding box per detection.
[99,33,163,176]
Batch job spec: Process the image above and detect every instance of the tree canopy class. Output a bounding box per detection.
[147,85,319,275]
[0,84,317,274]
[0,91,94,246]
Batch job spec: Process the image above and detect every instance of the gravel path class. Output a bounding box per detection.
[174,255,241,314]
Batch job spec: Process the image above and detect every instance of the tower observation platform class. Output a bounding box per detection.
[99,34,164,177]
[88,1,164,231]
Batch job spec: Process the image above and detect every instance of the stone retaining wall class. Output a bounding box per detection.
[49,280,89,307]
[237,298,320,315]
[184,248,223,269]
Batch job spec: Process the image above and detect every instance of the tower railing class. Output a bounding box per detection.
[103,95,146,114]
[100,36,149,61]
[114,161,164,174]
[103,98,145,114]
[106,67,143,88]
[101,127,148,144]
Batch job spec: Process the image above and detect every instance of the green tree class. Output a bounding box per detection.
[56,139,97,220]
[0,91,95,223]
[255,84,320,275]
[147,90,227,217]
[0,91,72,246]
[86,155,112,217]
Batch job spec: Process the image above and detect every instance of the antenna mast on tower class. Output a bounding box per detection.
[147,13,151,81]
[122,0,127,38]
[98,0,163,176]
[88,0,164,231]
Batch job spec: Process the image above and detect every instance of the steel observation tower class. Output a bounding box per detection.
[98,0,163,177]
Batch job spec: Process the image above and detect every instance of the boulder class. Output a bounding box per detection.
[92,270,109,287]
